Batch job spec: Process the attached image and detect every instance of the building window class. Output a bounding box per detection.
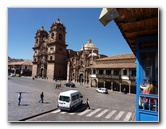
[93,70,96,74]
[50,56,52,61]
[50,47,54,53]
[123,70,127,75]
[99,70,103,75]
[106,70,111,75]
[51,33,54,39]
[59,34,62,40]
[114,70,119,76]
[131,70,136,76]
[36,38,38,43]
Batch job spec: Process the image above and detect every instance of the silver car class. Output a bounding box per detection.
[96,88,108,94]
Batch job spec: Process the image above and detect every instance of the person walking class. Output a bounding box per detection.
[18,93,22,106]
[86,98,90,109]
[39,92,44,103]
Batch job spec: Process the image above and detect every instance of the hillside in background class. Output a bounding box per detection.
[8,56,24,62]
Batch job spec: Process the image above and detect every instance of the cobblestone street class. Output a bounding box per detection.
[8,76,136,122]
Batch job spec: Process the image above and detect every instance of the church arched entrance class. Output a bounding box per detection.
[79,74,83,85]
[41,68,44,78]
[91,79,97,87]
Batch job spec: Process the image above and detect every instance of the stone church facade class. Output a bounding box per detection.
[67,39,107,84]
[32,19,68,79]
[32,19,106,80]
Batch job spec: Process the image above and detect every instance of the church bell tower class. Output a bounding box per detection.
[47,18,68,79]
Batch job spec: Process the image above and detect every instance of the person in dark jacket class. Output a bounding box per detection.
[86,98,90,109]
[39,92,44,103]
[18,93,22,106]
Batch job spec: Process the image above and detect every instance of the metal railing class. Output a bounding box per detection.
[139,93,158,112]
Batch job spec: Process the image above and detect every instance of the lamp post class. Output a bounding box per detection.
[104,81,105,88]
[111,82,113,91]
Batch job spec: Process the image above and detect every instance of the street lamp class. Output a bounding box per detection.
[104,81,105,88]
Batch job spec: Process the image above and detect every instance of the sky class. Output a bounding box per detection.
[8,8,133,60]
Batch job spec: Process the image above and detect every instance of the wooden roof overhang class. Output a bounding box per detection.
[99,8,159,55]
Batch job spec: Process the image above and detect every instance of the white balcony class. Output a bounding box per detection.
[89,74,96,78]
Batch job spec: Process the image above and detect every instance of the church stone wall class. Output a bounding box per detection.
[47,64,54,79]
[32,65,37,77]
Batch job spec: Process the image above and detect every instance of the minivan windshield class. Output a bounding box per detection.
[59,96,70,102]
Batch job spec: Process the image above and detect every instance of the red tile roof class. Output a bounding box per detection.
[87,62,136,69]
[8,61,33,66]
[96,54,135,61]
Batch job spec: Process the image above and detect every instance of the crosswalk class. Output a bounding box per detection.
[51,108,135,121]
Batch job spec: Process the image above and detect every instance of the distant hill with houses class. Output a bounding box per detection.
[8,56,24,62]
[8,56,32,62]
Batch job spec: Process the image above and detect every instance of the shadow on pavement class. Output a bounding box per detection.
[19,104,29,106]
[42,102,51,104]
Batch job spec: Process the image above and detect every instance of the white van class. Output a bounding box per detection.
[58,90,83,111]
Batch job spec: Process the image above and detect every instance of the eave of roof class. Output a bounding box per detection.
[99,8,158,55]
[114,8,158,55]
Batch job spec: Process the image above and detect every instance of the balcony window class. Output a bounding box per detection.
[106,70,111,75]
[99,70,103,75]
[123,69,127,75]
[131,70,136,76]
[114,70,119,76]
[93,69,96,74]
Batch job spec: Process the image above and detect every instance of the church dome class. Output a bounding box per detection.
[80,39,98,51]
[88,52,98,57]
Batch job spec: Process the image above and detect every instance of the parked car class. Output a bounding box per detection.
[96,87,108,94]
[64,82,75,87]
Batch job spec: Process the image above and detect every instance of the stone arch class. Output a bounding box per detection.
[91,78,97,87]
[79,73,84,84]
[113,80,120,91]
[51,33,54,39]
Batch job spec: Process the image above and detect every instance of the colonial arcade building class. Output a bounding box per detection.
[87,54,136,94]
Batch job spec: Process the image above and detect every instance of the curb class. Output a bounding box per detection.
[19,108,58,121]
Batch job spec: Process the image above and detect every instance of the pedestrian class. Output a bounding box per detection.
[39,92,44,103]
[86,98,90,109]
[18,93,22,106]
[123,88,127,94]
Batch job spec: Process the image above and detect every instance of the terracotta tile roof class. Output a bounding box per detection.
[96,54,135,61]
[87,62,136,69]
[8,61,33,66]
